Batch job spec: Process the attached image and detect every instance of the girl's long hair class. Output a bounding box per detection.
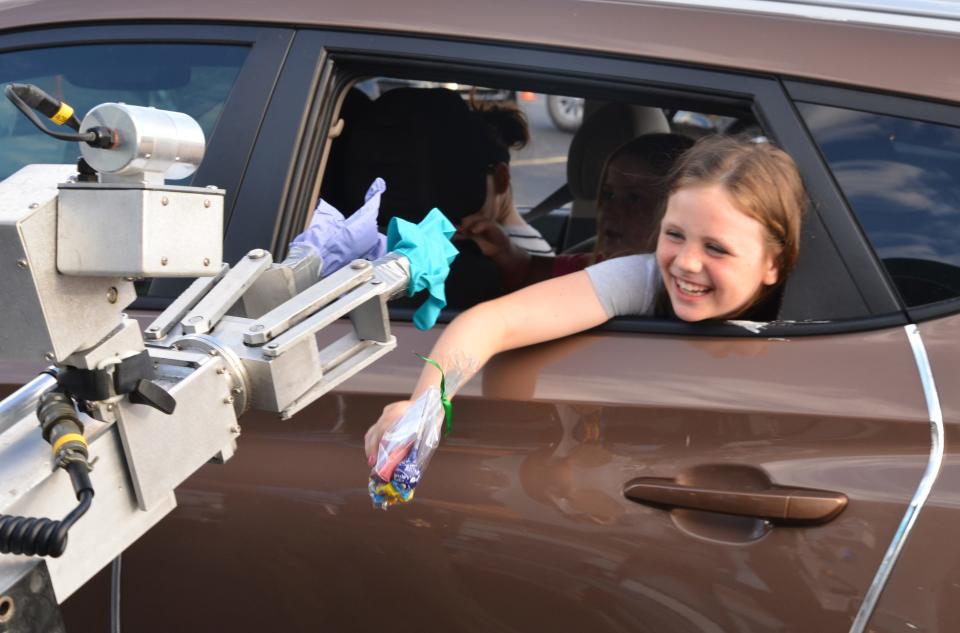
[655,135,806,321]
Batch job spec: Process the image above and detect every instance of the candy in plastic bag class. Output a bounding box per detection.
[368,352,474,510]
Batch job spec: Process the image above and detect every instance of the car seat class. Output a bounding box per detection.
[340,87,505,309]
[564,102,670,249]
[525,101,669,251]
[341,87,491,225]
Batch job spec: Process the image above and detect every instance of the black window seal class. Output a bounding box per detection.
[908,297,960,324]
[390,307,908,338]
[784,79,960,129]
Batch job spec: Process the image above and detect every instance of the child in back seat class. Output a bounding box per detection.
[460,133,693,290]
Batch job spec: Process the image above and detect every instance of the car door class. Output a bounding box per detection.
[786,83,960,632]
[61,32,938,633]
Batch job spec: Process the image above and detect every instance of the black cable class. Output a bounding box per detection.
[0,461,94,557]
[4,85,95,143]
[9,82,81,130]
[111,555,122,633]
[4,83,116,149]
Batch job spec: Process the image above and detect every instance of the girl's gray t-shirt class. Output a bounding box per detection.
[584,254,661,317]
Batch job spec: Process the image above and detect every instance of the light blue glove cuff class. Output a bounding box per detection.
[386,208,459,330]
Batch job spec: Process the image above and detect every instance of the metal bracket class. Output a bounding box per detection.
[181,249,273,335]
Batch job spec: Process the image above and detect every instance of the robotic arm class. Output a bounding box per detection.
[0,86,424,630]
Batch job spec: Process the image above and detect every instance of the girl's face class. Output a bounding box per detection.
[596,154,662,258]
[656,183,779,322]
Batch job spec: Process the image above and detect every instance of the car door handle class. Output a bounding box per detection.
[623,477,848,525]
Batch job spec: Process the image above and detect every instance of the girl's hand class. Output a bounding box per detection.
[456,214,514,258]
[364,400,412,466]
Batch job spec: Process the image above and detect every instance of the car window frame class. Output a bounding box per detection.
[0,23,296,306]
[271,29,904,337]
[785,78,960,324]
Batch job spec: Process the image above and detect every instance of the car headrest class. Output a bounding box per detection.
[566,103,670,202]
[343,87,491,225]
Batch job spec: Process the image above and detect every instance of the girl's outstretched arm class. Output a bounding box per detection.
[364,270,609,460]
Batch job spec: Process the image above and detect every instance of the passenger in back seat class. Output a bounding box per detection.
[461,133,693,290]
[461,101,554,256]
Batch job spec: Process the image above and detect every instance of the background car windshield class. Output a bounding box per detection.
[0,43,249,181]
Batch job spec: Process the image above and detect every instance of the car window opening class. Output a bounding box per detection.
[312,72,813,330]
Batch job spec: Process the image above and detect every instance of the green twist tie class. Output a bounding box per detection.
[415,353,453,435]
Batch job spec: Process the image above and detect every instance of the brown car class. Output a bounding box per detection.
[0,1,958,632]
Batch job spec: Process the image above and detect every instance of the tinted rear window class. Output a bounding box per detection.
[799,102,960,308]
[0,43,248,181]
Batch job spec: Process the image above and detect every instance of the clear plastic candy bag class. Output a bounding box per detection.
[368,352,475,510]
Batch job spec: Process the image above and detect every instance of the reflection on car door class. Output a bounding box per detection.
[89,320,933,633]
[390,324,931,631]
[868,314,960,631]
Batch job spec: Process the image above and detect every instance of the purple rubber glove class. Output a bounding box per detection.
[291,178,388,275]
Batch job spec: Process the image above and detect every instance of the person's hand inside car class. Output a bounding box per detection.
[457,213,533,290]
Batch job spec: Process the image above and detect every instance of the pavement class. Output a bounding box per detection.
[510,94,575,211]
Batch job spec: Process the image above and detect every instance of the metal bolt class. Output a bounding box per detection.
[172,344,181,351]
[28,203,39,209]
[230,425,241,434]
[203,257,210,266]
[371,279,382,285]
[203,199,211,208]
[248,249,267,260]
[206,185,219,190]
[216,367,227,375]
[43,352,54,362]
[267,343,278,349]
[161,196,169,206]
[106,404,114,412]
[148,326,158,331]
[16,259,27,269]
[250,324,265,332]
[231,387,243,395]
[188,315,204,324]
[223,396,234,404]
[106,287,119,303]
[161,256,169,266]
[208,349,218,356]
[350,260,369,270]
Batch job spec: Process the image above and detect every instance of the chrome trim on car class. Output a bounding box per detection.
[849,324,945,633]
[615,0,960,35]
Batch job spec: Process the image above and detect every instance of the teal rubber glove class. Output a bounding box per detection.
[386,208,459,330]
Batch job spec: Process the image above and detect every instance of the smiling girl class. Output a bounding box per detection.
[365,135,806,460]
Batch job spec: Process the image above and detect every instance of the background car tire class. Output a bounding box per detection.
[547,95,584,132]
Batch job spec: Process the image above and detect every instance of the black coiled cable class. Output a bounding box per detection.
[0,460,94,557]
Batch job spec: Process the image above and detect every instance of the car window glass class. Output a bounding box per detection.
[0,43,249,182]
[798,102,960,308]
